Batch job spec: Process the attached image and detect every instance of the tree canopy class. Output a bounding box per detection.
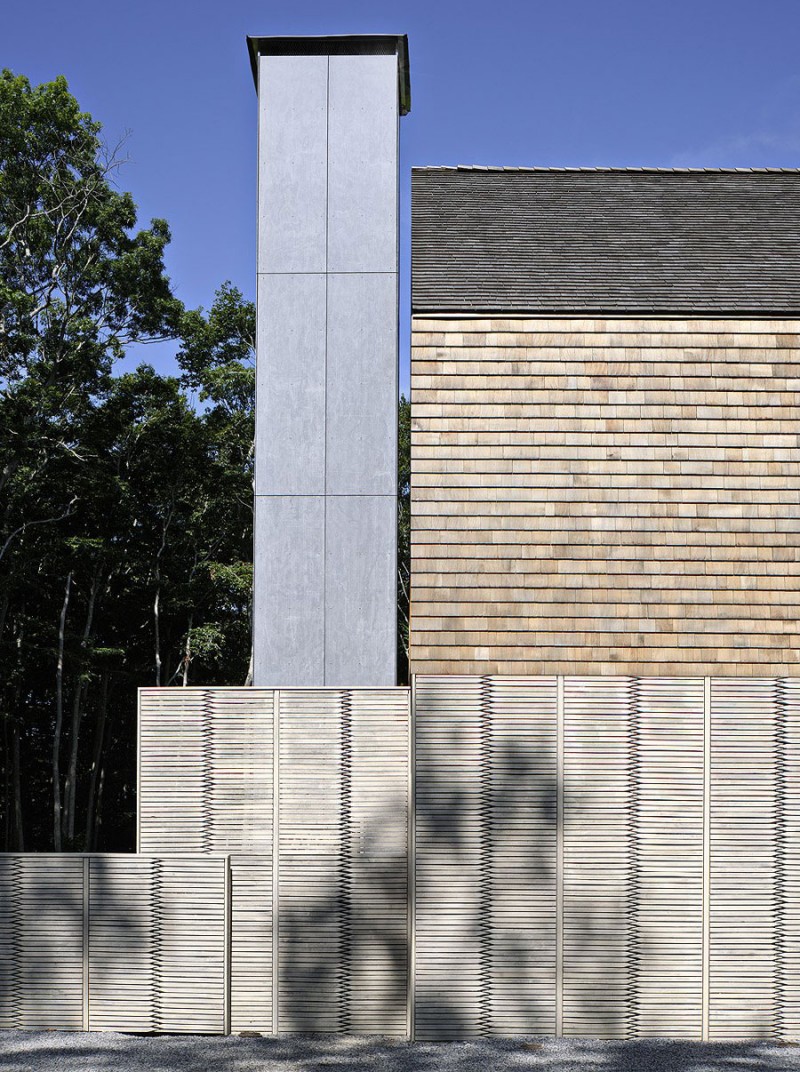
[0,72,255,851]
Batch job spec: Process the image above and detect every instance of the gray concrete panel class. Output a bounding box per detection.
[256,274,326,496]
[324,495,397,687]
[325,272,398,496]
[327,54,398,274]
[253,496,325,686]
[258,54,327,274]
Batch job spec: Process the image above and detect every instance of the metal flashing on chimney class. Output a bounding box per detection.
[247,34,411,114]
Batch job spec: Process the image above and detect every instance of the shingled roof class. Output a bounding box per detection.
[412,167,800,314]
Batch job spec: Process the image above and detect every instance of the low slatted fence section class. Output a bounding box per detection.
[138,686,411,1036]
[0,855,85,1030]
[0,855,227,1033]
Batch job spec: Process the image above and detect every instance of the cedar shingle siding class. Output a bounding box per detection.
[410,169,800,676]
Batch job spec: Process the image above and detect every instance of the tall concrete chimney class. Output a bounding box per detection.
[247,35,410,687]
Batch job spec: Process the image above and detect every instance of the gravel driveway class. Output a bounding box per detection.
[2,1033,800,1072]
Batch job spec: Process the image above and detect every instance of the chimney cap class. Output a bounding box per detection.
[246,34,411,115]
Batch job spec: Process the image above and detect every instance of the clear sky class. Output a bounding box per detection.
[5,0,800,393]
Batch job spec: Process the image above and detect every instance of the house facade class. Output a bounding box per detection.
[410,167,800,677]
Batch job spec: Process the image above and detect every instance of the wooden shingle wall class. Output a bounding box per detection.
[410,316,800,677]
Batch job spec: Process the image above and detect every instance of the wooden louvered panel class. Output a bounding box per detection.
[138,689,209,852]
[635,678,704,1038]
[138,688,273,855]
[156,857,227,1033]
[414,676,484,1039]
[87,855,227,1034]
[780,678,800,1039]
[277,690,343,1032]
[348,691,410,1036]
[487,676,557,1036]
[562,677,631,1038]
[205,690,273,854]
[277,688,410,1036]
[709,678,777,1040]
[88,856,154,1031]
[230,856,273,1033]
[0,856,85,1030]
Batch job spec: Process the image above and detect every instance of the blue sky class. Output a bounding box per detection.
[5,0,800,393]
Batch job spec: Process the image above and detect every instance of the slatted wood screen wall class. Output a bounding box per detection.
[138,686,410,1036]
[414,675,800,1042]
[5,678,799,1038]
[0,855,227,1033]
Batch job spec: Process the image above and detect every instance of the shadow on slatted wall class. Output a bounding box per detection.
[413,718,562,1038]
[277,798,409,1035]
[1,854,227,1034]
[0,856,86,1031]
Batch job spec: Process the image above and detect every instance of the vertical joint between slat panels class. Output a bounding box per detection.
[339,690,353,1034]
[478,676,492,1037]
[224,855,232,1036]
[202,691,214,853]
[152,857,163,1033]
[82,857,90,1031]
[627,678,640,1041]
[702,676,711,1042]
[775,678,787,1041]
[408,676,416,1042]
[272,690,280,1035]
[556,675,564,1038]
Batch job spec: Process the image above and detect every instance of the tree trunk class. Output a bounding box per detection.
[93,761,106,851]
[2,713,9,850]
[84,670,109,851]
[181,614,193,686]
[12,719,24,851]
[153,584,162,686]
[53,571,72,851]
[64,565,100,843]
[153,508,173,687]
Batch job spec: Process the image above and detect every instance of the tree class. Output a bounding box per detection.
[0,73,255,852]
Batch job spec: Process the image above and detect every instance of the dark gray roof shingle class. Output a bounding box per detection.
[411,167,800,314]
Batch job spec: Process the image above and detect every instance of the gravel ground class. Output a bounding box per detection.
[2,1033,800,1072]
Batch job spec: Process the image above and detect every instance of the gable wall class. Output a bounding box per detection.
[410,316,800,676]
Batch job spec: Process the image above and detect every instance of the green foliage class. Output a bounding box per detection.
[0,73,255,852]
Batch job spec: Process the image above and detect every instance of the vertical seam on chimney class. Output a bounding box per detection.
[323,55,330,685]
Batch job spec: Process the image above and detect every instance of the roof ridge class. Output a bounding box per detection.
[412,165,800,174]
